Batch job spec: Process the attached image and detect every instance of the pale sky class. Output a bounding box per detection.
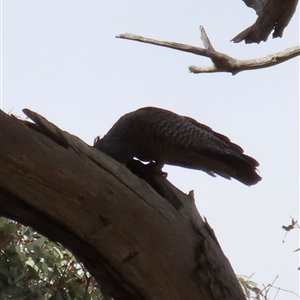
[2,1,299,299]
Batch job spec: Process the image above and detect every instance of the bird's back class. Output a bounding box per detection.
[94,107,261,185]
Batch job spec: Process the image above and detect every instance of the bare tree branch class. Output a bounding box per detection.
[0,109,247,300]
[116,33,300,75]
[189,45,300,74]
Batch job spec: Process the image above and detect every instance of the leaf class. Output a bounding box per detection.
[0,218,105,299]
[31,236,47,247]
[282,218,298,231]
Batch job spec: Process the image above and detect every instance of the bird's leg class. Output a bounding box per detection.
[125,159,168,179]
[145,161,168,178]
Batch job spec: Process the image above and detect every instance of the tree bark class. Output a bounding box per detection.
[0,109,246,300]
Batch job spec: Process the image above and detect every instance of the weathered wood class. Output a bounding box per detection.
[116,33,300,75]
[0,109,246,300]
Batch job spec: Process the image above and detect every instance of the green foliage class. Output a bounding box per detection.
[0,217,110,300]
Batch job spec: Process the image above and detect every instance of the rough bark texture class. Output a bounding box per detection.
[0,109,246,300]
[233,0,299,43]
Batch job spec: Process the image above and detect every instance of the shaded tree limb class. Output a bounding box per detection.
[235,0,299,43]
[116,32,300,75]
[0,109,247,300]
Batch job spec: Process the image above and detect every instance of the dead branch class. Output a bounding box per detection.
[116,32,300,75]
[0,109,247,300]
[189,46,300,74]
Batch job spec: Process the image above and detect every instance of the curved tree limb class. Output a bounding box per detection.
[0,109,247,300]
[116,32,300,75]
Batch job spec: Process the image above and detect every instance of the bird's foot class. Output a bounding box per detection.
[126,159,167,179]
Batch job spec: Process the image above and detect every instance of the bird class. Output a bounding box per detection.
[94,107,261,186]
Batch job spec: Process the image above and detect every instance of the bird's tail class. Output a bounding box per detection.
[209,150,261,186]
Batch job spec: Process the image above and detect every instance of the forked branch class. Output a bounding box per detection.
[116,27,300,75]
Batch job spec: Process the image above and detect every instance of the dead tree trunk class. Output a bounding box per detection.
[0,109,246,300]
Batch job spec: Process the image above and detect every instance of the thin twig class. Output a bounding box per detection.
[116,33,213,57]
[271,286,300,298]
